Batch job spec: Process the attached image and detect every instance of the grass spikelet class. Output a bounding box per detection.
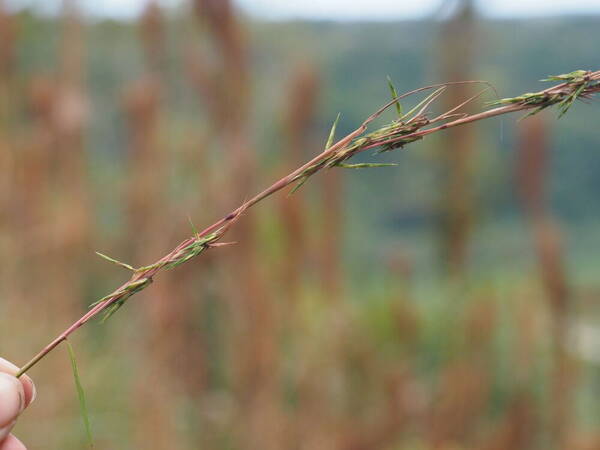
[487,70,600,119]
[290,113,340,195]
[541,70,589,82]
[89,277,153,322]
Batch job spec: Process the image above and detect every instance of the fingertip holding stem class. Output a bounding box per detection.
[0,359,35,408]
[0,374,24,442]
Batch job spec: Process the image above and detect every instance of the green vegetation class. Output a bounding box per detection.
[2,5,600,449]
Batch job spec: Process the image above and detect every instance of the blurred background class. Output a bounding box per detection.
[1,0,600,448]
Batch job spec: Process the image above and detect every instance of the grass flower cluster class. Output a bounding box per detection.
[16,69,600,378]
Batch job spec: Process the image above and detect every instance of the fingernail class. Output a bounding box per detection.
[0,373,24,432]
[27,378,37,405]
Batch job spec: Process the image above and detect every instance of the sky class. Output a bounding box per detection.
[236,0,600,20]
[5,0,600,19]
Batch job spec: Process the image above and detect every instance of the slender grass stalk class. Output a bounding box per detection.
[16,69,600,378]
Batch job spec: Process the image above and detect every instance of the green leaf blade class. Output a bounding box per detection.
[95,252,135,272]
[326,113,341,149]
[66,340,94,449]
[337,162,398,169]
[387,76,403,117]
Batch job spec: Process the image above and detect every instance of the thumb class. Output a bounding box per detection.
[0,373,25,442]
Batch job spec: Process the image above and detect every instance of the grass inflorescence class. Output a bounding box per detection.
[15,68,600,379]
[90,224,237,321]
[488,69,600,118]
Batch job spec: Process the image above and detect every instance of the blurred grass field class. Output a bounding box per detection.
[1,1,600,449]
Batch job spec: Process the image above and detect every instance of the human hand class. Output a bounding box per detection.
[0,358,35,450]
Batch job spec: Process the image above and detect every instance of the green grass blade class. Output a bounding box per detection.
[188,215,199,236]
[401,87,445,120]
[337,163,398,169]
[386,76,403,117]
[289,176,309,196]
[66,340,94,448]
[95,252,134,272]
[558,82,586,118]
[326,113,341,149]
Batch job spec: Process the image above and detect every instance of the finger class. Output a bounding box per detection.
[0,373,24,442]
[0,359,35,408]
[0,434,26,450]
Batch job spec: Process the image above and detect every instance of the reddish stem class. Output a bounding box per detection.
[16,72,600,378]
